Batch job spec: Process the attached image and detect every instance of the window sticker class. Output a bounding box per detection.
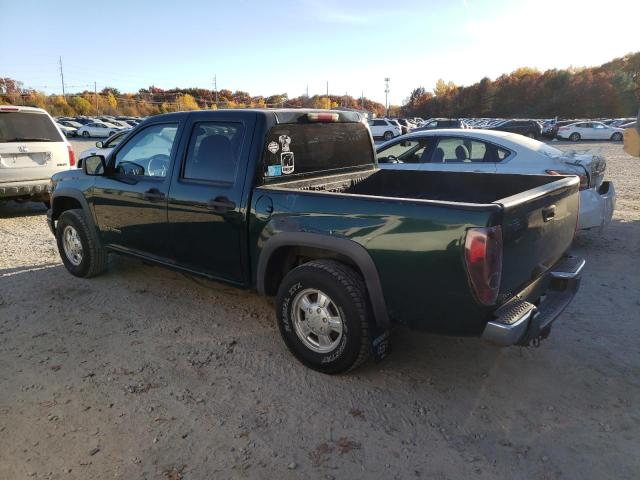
[278,135,291,152]
[267,141,279,154]
[267,164,282,177]
[281,151,294,174]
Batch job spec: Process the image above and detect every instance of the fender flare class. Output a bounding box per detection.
[256,232,390,329]
[50,189,98,233]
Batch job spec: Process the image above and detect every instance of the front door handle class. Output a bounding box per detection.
[207,196,236,212]
[143,188,165,202]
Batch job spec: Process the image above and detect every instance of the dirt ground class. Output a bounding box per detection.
[1,139,638,480]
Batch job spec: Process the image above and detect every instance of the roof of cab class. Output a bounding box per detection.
[143,108,365,124]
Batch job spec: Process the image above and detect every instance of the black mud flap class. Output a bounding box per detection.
[370,325,390,363]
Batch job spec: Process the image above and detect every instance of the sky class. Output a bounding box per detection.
[1,0,638,105]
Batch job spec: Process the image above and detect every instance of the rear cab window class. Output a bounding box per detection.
[0,111,63,143]
[262,122,374,180]
[181,122,245,184]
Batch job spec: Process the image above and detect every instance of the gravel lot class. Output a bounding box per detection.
[1,139,638,480]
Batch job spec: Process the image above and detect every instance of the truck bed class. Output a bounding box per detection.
[259,167,580,331]
[262,168,568,206]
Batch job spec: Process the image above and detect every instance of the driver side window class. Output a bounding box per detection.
[113,123,177,177]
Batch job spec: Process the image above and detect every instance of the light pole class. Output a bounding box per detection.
[384,77,390,117]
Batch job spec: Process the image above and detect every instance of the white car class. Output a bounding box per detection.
[56,122,77,137]
[76,121,122,138]
[367,118,402,140]
[78,129,130,167]
[0,105,75,205]
[376,129,615,230]
[556,121,624,142]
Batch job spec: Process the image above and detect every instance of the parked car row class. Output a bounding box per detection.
[54,115,144,137]
[371,116,629,142]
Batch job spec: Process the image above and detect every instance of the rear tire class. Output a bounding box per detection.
[82,131,90,138]
[569,132,581,142]
[611,132,622,141]
[383,131,394,141]
[276,260,371,374]
[55,209,108,278]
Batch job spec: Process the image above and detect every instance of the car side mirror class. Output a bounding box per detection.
[83,155,106,176]
[95,141,103,148]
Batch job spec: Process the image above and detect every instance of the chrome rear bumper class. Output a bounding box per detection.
[482,256,585,346]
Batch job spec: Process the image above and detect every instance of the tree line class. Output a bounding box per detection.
[0,78,387,118]
[402,52,640,119]
[2,51,638,119]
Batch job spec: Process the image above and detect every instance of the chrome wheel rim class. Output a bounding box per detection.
[292,288,343,353]
[62,225,83,266]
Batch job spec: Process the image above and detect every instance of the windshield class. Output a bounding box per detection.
[262,122,374,180]
[0,111,63,142]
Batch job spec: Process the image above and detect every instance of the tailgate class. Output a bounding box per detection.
[497,176,579,301]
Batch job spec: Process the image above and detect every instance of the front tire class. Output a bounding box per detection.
[82,131,90,138]
[55,209,108,278]
[611,132,622,141]
[383,131,394,141]
[276,260,371,374]
[569,132,581,142]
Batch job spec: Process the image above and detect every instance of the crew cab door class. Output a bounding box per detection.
[167,113,254,284]
[91,121,181,259]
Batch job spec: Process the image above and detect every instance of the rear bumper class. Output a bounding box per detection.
[482,256,585,346]
[578,182,615,230]
[0,179,50,199]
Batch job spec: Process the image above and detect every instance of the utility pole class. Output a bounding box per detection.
[326,81,329,109]
[59,56,66,98]
[306,85,309,98]
[213,75,218,106]
[94,81,98,114]
[384,77,390,117]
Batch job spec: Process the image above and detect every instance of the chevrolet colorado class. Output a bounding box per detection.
[48,109,584,373]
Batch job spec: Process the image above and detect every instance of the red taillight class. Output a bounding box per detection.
[67,145,76,167]
[0,106,20,111]
[307,112,339,122]
[464,226,503,306]
[546,170,588,190]
[558,126,568,131]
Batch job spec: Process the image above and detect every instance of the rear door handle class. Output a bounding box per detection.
[207,196,236,212]
[542,205,556,222]
[143,188,165,202]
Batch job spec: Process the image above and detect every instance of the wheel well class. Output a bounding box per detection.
[52,196,82,222]
[262,246,362,296]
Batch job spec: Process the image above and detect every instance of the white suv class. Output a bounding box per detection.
[0,106,75,206]
[367,118,402,140]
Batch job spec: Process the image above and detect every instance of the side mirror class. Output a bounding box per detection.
[95,141,103,148]
[83,155,106,176]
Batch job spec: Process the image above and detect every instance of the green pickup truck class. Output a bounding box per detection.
[48,109,584,373]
